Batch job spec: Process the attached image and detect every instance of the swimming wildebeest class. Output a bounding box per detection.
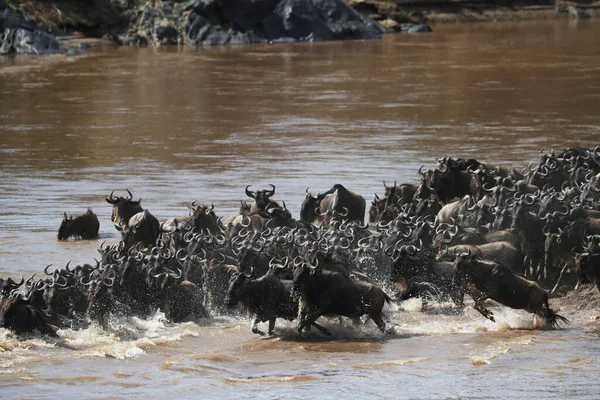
[292,262,392,335]
[57,209,100,240]
[105,190,160,248]
[453,252,569,328]
[225,270,298,336]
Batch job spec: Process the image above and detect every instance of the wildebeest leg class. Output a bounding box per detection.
[298,312,331,336]
[251,317,265,336]
[550,263,569,295]
[267,318,276,336]
[308,321,331,336]
[473,299,495,323]
[370,313,387,333]
[451,289,465,308]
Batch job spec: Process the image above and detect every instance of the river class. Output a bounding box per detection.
[1,18,600,399]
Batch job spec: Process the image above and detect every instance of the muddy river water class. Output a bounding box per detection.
[1,18,600,398]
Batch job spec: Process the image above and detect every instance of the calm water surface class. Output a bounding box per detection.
[1,18,600,399]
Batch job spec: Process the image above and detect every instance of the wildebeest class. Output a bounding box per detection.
[57,209,100,240]
[105,190,160,247]
[453,252,569,328]
[122,209,161,249]
[390,245,463,306]
[301,184,366,228]
[292,263,392,335]
[245,184,282,214]
[225,271,298,336]
[0,292,59,337]
[105,189,143,231]
[442,241,525,275]
[0,275,24,297]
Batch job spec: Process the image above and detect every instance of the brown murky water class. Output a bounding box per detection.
[1,19,600,398]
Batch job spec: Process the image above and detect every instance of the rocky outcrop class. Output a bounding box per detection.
[119,0,391,46]
[0,7,63,55]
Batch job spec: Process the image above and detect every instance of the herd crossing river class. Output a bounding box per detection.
[0,18,600,399]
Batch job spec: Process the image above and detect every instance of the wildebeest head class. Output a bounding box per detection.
[239,201,251,216]
[451,250,477,281]
[383,180,398,205]
[188,201,222,234]
[300,188,322,223]
[57,209,100,240]
[224,271,252,308]
[369,194,386,223]
[245,184,276,213]
[291,262,315,301]
[0,275,24,298]
[105,190,143,231]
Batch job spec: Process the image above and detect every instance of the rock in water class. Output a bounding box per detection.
[0,8,63,55]
[124,0,391,46]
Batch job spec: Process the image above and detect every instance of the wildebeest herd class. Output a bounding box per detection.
[9,146,600,338]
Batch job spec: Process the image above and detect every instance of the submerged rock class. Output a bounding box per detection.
[400,23,432,33]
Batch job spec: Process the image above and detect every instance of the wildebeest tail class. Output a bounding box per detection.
[544,308,570,329]
[384,292,393,307]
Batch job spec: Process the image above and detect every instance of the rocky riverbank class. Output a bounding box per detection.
[1,0,598,55]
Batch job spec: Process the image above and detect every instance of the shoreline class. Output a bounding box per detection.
[5,0,600,33]
[0,0,598,57]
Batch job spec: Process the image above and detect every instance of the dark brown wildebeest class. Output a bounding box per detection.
[407,181,443,218]
[122,209,161,249]
[106,190,160,248]
[383,181,418,206]
[245,184,282,214]
[420,163,474,203]
[0,292,59,337]
[57,209,100,240]
[301,184,366,228]
[452,252,569,328]
[369,194,386,224]
[390,245,463,306]
[225,271,298,336]
[575,242,600,292]
[0,275,24,297]
[291,262,392,335]
[442,241,525,275]
[162,202,223,249]
[105,189,143,231]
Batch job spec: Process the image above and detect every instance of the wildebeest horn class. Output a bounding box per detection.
[7,275,25,288]
[419,165,426,176]
[266,184,276,197]
[383,181,389,188]
[245,185,255,199]
[210,203,215,211]
[405,245,418,255]
[524,194,536,205]
[125,189,133,200]
[106,190,118,204]
[44,264,55,275]
[241,216,251,228]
